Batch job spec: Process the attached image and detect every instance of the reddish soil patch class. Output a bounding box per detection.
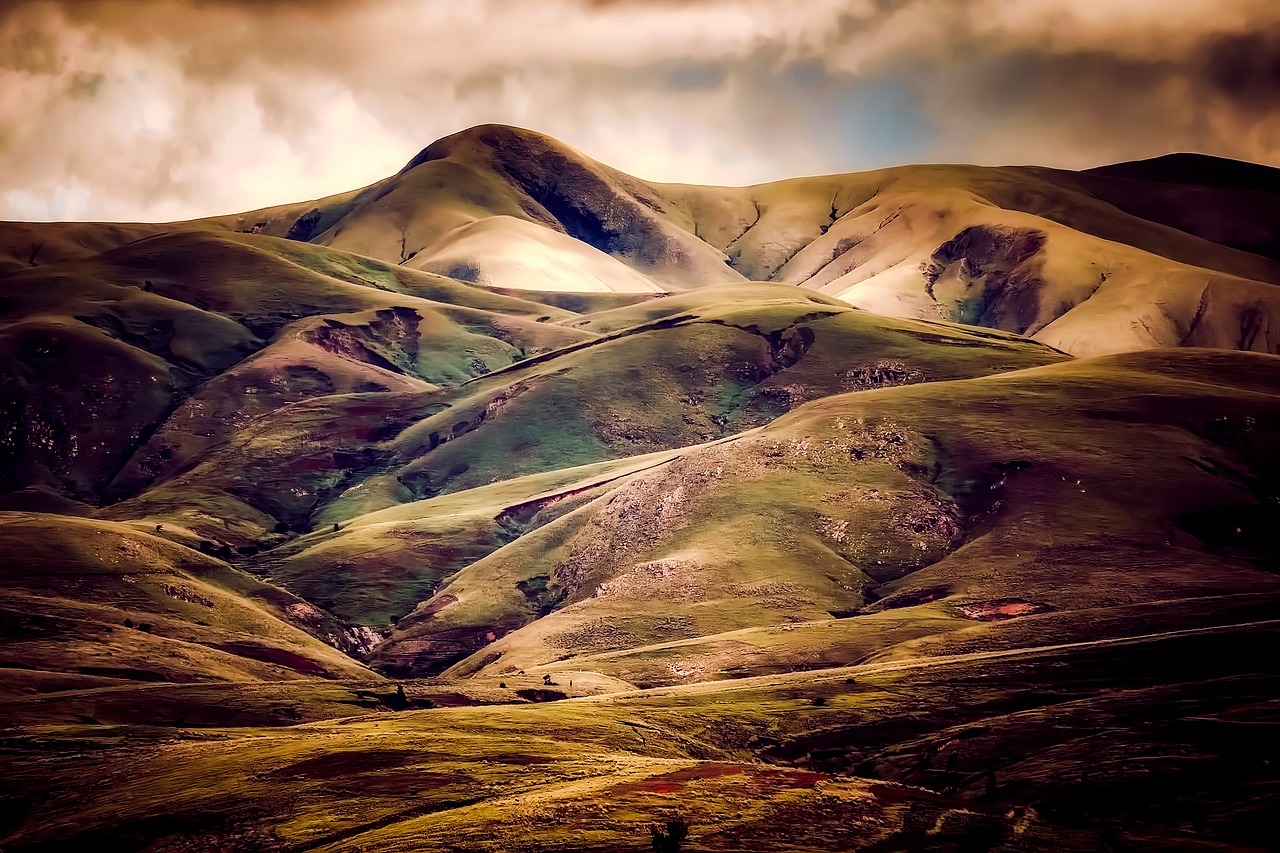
[867,781,961,807]
[611,763,748,795]
[211,642,329,676]
[414,593,458,619]
[954,599,1052,621]
[752,768,831,790]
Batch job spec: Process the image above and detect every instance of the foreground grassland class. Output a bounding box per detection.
[2,344,1277,851]
[2,619,1276,851]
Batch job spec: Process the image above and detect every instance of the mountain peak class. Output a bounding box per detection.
[400,123,568,173]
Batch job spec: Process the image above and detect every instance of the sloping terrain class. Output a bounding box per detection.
[9,126,1279,358]
[0,228,598,509]
[410,215,665,293]
[209,125,1280,358]
[2,340,1275,850]
[98,285,1061,626]
[2,126,1279,851]
[376,350,1280,678]
[2,547,1276,851]
[0,513,376,687]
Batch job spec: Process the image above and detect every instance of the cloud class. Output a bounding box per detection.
[0,0,1276,221]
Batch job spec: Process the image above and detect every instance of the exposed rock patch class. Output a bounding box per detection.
[922,225,1048,333]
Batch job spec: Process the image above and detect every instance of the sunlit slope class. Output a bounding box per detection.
[0,229,601,508]
[205,125,1280,356]
[96,286,1061,574]
[0,128,1277,853]
[762,174,1280,357]
[409,215,664,293]
[12,128,1276,356]
[0,513,376,687]
[377,348,1280,677]
[220,124,745,290]
[659,161,1280,356]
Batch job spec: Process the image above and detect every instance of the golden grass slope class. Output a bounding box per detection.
[409,215,664,293]
[3,616,1276,850]
[0,227,605,508]
[378,349,1280,678]
[0,513,376,685]
[9,127,1278,358]
[217,124,1280,356]
[199,124,1280,357]
[3,130,1280,851]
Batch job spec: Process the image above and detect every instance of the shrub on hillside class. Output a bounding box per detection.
[651,817,689,853]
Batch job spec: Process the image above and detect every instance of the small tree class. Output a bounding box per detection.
[651,817,689,853]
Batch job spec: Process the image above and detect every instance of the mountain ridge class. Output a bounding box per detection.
[7,123,1277,359]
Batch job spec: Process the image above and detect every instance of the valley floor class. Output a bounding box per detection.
[2,610,1278,851]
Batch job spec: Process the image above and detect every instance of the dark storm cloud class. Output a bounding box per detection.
[1204,31,1280,111]
[1,0,1277,220]
[905,9,1280,168]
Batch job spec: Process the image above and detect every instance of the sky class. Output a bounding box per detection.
[1,0,1278,222]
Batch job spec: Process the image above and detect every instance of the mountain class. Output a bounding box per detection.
[204,125,1280,357]
[1,126,1279,851]
[10,126,1277,356]
[377,349,1280,680]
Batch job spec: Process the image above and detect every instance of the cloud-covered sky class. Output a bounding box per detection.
[2,0,1278,221]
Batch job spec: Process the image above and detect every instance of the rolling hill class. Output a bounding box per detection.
[207,124,1280,357]
[1,125,1278,851]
